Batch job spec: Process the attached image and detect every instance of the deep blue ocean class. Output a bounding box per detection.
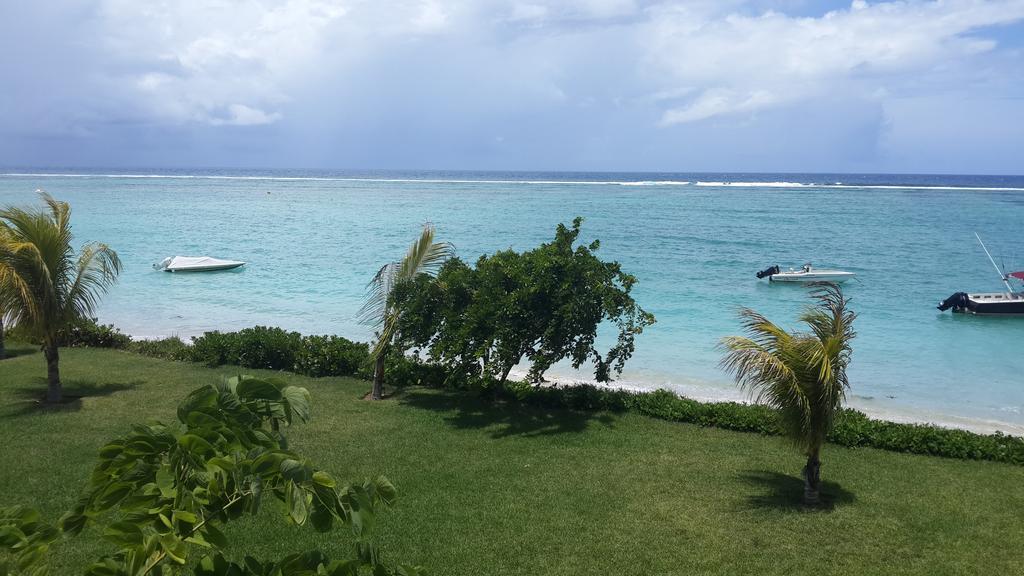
[2,169,1023,431]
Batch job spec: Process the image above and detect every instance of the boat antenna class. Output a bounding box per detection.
[975,233,1013,293]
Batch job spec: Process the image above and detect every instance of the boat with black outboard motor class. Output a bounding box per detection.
[756,263,855,283]
[937,235,1024,316]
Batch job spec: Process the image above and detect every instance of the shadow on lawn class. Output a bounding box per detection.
[1,346,39,360]
[739,470,856,511]
[400,388,617,439]
[3,378,141,416]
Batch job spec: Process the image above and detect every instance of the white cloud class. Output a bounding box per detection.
[647,0,1024,124]
[94,0,351,126]
[2,0,1023,172]
[210,104,283,126]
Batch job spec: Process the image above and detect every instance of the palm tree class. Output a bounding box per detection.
[719,283,856,505]
[0,226,13,359]
[0,193,122,403]
[0,222,32,361]
[359,224,453,400]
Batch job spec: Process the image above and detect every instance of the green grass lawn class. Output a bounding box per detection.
[1,344,1022,575]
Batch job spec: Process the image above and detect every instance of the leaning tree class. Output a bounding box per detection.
[393,217,656,389]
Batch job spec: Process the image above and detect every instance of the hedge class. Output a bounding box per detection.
[494,382,1024,466]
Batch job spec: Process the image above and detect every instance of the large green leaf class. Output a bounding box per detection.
[102,521,143,547]
[235,377,283,402]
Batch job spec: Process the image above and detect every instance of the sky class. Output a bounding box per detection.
[1,0,1023,174]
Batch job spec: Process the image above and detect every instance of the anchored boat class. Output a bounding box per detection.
[937,235,1024,316]
[154,256,245,272]
[756,263,855,283]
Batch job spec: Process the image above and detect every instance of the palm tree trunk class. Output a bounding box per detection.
[0,312,5,360]
[44,343,61,404]
[802,451,821,506]
[371,353,385,400]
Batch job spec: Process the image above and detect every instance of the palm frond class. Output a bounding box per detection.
[359,224,454,357]
[64,242,123,321]
[0,192,120,341]
[720,284,857,456]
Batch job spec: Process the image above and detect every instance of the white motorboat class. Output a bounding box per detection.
[756,263,855,283]
[154,256,245,272]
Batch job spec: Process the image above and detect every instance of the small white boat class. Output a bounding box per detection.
[756,263,855,283]
[154,256,245,272]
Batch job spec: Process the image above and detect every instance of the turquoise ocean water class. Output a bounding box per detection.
[2,170,1023,431]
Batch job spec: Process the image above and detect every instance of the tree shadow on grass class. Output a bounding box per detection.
[1,346,39,360]
[738,470,856,512]
[399,388,617,439]
[3,378,141,416]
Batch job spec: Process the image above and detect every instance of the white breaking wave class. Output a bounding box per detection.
[617,180,691,186]
[3,173,1024,192]
[695,180,813,188]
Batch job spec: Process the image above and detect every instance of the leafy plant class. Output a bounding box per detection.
[60,317,132,349]
[127,337,190,362]
[719,283,856,505]
[234,326,303,370]
[0,193,121,403]
[294,335,371,379]
[0,505,59,575]
[186,329,370,379]
[50,375,424,576]
[359,225,454,400]
[187,332,242,367]
[394,217,655,390]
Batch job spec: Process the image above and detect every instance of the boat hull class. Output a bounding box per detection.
[962,293,1024,315]
[165,262,245,272]
[769,272,855,283]
[938,291,1024,315]
[157,256,246,272]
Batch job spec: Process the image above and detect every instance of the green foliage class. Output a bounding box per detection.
[826,410,1024,463]
[0,506,59,576]
[0,193,122,401]
[294,336,371,379]
[720,283,856,471]
[126,337,189,362]
[48,375,423,576]
[358,224,455,360]
[233,326,303,370]
[187,331,243,367]
[188,327,302,370]
[60,318,132,349]
[394,217,655,386]
[186,328,371,379]
[359,224,455,400]
[486,382,1024,465]
[382,353,454,390]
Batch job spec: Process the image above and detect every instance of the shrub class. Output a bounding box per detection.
[60,317,131,349]
[294,335,371,378]
[235,326,302,370]
[7,317,132,349]
[127,336,189,361]
[448,379,1024,466]
[383,352,454,389]
[188,327,302,370]
[187,326,372,379]
[188,330,242,366]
